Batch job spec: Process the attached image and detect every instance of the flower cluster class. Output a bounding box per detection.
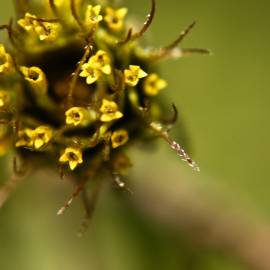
[0,0,208,217]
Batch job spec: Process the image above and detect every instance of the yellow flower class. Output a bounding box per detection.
[124,65,148,87]
[20,66,48,94]
[0,91,10,108]
[18,13,60,42]
[79,63,101,84]
[104,7,128,31]
[17,13,37,32]
[65,107,87,126]
[34,22,60,42]
[85,5,103,27]
[111,129,129,148]
[26,126,53,149]
[0,44,13,74]
[143,73,167,96]
[59,147,83,170]
[15,129,33,148]
[99,99,123,122]
[89,50,111,75]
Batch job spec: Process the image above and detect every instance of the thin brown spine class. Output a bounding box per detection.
[162,103,179,127]
[117,28,133,45]
[111,171,133,194]
[132,0,156,39]
[70,0,84,29]
[180,48,212,56]
[0,19,21,52]
[28,16,60,23]
[67,46,91,107]
[57,179,87,215]
[77,183,102,236]
[49,0,60,18]
[164,21,196,51]
[149,122,200,172]
[13,0,29,18]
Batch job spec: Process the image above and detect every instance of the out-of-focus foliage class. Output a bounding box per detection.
[1,0,270,270]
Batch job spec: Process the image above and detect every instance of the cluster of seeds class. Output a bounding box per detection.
[0,0,208,216]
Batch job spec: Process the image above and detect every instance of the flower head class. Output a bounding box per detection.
[89,50,111,75]
[143,73,167,96]
[85,5,103,27]
[124,65,148,87]
[105,7,128,31]
[65,107,87,126]
[111,129,129,148]
[99,99,123,122]
[0,0,205,215]
[59,147,83,170]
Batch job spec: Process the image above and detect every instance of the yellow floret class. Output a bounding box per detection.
[124,65,148,87]
[59,147,83,170]
[99,99,123,122]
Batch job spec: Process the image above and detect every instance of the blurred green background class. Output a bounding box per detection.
[1,0,270,269]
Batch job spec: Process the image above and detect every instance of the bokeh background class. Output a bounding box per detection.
[1,0,270,269]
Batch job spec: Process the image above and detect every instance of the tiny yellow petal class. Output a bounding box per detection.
[138,69,148,79]
[85,5,103,26]
[69,161,78,170]
[100,111,123,122]
[86,75,98,84]
[116,8,128,18]
[101,64,111,75]
[93,5,101,15]
[34,139,44,149]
